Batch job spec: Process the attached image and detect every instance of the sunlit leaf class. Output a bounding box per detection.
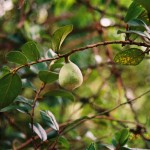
[6,51,28,65]
[39,70,58,83]
[21,41,40,61]
[0,73,22,109]
[114,48,144,65]
[40,110,59,131]
[30,123,47,141]
[51,25,73,53]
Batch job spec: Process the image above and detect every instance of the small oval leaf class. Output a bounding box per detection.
[40,110,59,131]
[6,51,28,65]
[0,73,22,109]
[30,123,47,141]
[114,48,144,65]
[51,24,73,53]
[21,41,40,61]
[39,71,58,83]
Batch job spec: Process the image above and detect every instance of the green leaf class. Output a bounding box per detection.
[30,123,47,141]
[44,89,74,101]
[86,143,96,150]
[58,136,70,149]
[0,66,10,79]
[135,0,150,15]
[124,1,145,22]
[0,105,25,112]
[6,51,28,65]
[39,71,58,83]
[40,110,59,131]
[117,30,149,39]
[15,96,33,106]
[114,48,144,65]
[115,129,130,146]
[51,24,73,53]
[21,41,40,61]
[0,73,22,109]
[127,19,150,33]
[30,62,48,74]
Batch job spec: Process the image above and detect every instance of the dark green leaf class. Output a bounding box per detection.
[45,49,57,58]
[30,123,47,141]
[16,104,32,114]
[44,89,74,101]
[15,96,33,106]
[21,41,40,61]
[0,105,25,112]
[30,62,48,74]
[127,19,150,33]
[6,51,28,65]
[51,25,73,53]
[40,110,59,131]
[86,143,96,150]
[124,1,145,22]
[0,73,22,109]
[115,129,130,146]
[135,0,150,15]
[58,136,70,149]
[0,66,10,79]
[39,70,58,83]
[117,30,149,39]
[114,48,144,65]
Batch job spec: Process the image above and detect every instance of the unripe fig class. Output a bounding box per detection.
[59,61,83,90]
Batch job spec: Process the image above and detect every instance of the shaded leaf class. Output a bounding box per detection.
[117,30,149,39]
[30,62,48,74]
[45,49,57,58]
[15,96,33,106]
[44,89,74,101]
[0,66,10,79]
[86,143,96,150]
[115,128,130,146]
[30,123,47,141]
[127,19,150,33]
[0,73,22,109]
[0,105,26,112]
[51,25,73,53]
[114,48,144,65]
[124,1,145,22]
[40,110,59,131]
[58,136,70,149]
[39,70,58,83]
[21,41,40,61]
[135,0,150,15]
[6,51,28,65]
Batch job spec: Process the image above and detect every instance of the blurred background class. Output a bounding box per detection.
[0,0,150,149]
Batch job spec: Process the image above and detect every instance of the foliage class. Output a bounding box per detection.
[0,0,150,149]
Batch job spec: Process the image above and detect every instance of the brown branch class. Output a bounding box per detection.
[11,40,150,73]
[30,83,46,149]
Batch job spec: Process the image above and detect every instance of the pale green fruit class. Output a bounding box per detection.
[59,61,83,90]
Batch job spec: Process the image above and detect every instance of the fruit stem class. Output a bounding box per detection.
[65,56,70,63]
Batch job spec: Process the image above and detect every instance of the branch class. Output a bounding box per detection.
[12,40,150,73]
